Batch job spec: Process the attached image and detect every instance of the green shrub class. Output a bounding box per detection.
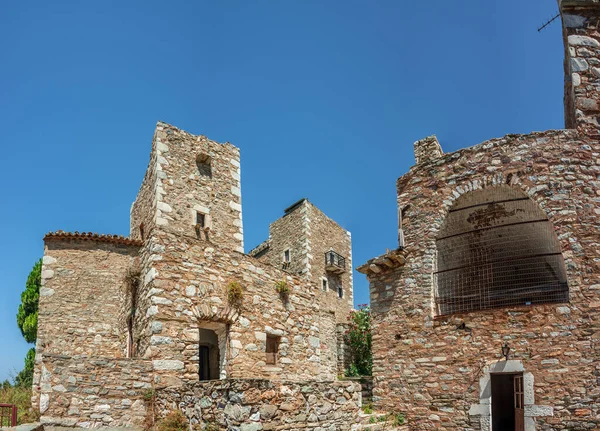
[369,416,376,424]
[156,410,188,431]
[0,385,39,424]
[344,304,372,377]
[362,403,373,414]
[390,412,405,426]
[226,281,243,307]
[274,280,290,296]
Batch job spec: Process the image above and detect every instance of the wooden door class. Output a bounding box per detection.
[514,374,525,431]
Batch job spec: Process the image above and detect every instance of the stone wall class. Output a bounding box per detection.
[561,0,600,137]
[307,202,353,322]
[251,199,354,323]
[142,122,244,253]
[34,236,140,409]
[140,229,340,384]
[156,379,362,430]
[362,129,600,430]
[38,354,152,428]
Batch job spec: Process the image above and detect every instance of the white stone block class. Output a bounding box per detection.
[43,256,57,264]
[152,360,184,371]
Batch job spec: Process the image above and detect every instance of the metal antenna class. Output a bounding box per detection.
[538,12,560,32]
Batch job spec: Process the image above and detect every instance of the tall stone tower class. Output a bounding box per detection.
[130,122,243,253]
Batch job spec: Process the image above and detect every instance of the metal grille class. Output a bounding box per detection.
[434,186,569,316]
[0,404,17,427]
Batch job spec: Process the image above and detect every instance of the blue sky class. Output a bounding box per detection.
[0,0,563,380]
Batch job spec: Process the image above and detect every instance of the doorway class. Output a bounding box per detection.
[491,373,524,431]
[198,328,220,381]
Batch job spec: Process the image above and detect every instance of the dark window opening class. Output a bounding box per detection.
[139,223,145,241]
[266,335,279,365]
[322,278,328,291]
[338,284,343,298]
[198,328,221,381]
[434,186,569,316]
[196,153,212,178]
[196,212,205,228]
[126,316,134,358]
[283,249,291,263]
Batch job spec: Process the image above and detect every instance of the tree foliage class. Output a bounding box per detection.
[17,259,41,344]
[14,348,35,388]
[344,304,372,376]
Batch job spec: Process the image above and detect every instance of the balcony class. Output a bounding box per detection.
[324,250,346,274]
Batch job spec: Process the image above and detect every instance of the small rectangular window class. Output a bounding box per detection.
[338,284,343,298]
[283,249,291,263]
[196,212,206,228]
[139,223,145,240]
[322,278,328,292]
[265,335,279,365]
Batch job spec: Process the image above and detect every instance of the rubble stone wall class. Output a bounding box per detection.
[367,129,600,430]
[254,200,309,276]
[38,354,152,428]
[146,122,244,253]
[157,379,362,431]
[140,229,340,385]
[252,199,354,323]
[308,203,353,323]
[561,0,600,136]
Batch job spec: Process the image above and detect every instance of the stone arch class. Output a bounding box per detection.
[433,183,569,316]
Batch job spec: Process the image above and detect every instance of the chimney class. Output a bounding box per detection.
[414,135,443,165]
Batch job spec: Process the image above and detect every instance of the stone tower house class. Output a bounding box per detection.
[358,1,600,430]
[33,123,356,428]
[250,198,354,323]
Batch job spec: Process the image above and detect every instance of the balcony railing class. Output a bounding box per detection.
[325,250,346,274]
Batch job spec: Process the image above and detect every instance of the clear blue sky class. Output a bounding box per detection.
[0,0,563,381]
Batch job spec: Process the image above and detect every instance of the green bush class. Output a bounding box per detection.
[344,304,372,376]
[390,412,405,426]
[362,403,373,414]
[274,280,290,296]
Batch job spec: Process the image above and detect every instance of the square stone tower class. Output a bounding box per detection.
[130,122,243,253]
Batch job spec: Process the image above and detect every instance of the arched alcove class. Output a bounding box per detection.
[434,186,568,316]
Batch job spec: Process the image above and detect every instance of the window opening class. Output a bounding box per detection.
[196,153,212,178]
[322,278,328,292]
[265,335,279,365]
[338,284,343,298]
[139,223,145,241]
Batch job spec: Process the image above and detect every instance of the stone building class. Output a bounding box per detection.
[249,198,354,324]
[358,1,600,430]
[32,122,357,429]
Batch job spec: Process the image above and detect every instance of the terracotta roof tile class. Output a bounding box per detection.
[44,231,142,246]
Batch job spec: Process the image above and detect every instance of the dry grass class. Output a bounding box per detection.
[0,386,39,425]
[156,410,188,431]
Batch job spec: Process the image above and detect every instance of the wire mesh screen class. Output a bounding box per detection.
[434,186,569,316]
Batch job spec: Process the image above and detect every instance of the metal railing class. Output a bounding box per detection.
[0,404,17,427]
[324,250,346,271]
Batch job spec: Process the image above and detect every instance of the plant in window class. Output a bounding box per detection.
[226,281,243,308]
[275,280,290,298]
[344,304,372,376]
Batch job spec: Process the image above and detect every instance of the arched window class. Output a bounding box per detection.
[434,186,568,316]
[196,153,212,178]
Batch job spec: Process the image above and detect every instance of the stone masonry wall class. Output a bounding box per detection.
[157,379,362,431]
[147,122,244,253]
[254,200,309,277]
[38,354,152,428]
[140,228,340,385]
[252,199,354,323]
[367,130,600,430]
[561,0,600,137]
[34,237,140,409]
[307,202,353,323]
